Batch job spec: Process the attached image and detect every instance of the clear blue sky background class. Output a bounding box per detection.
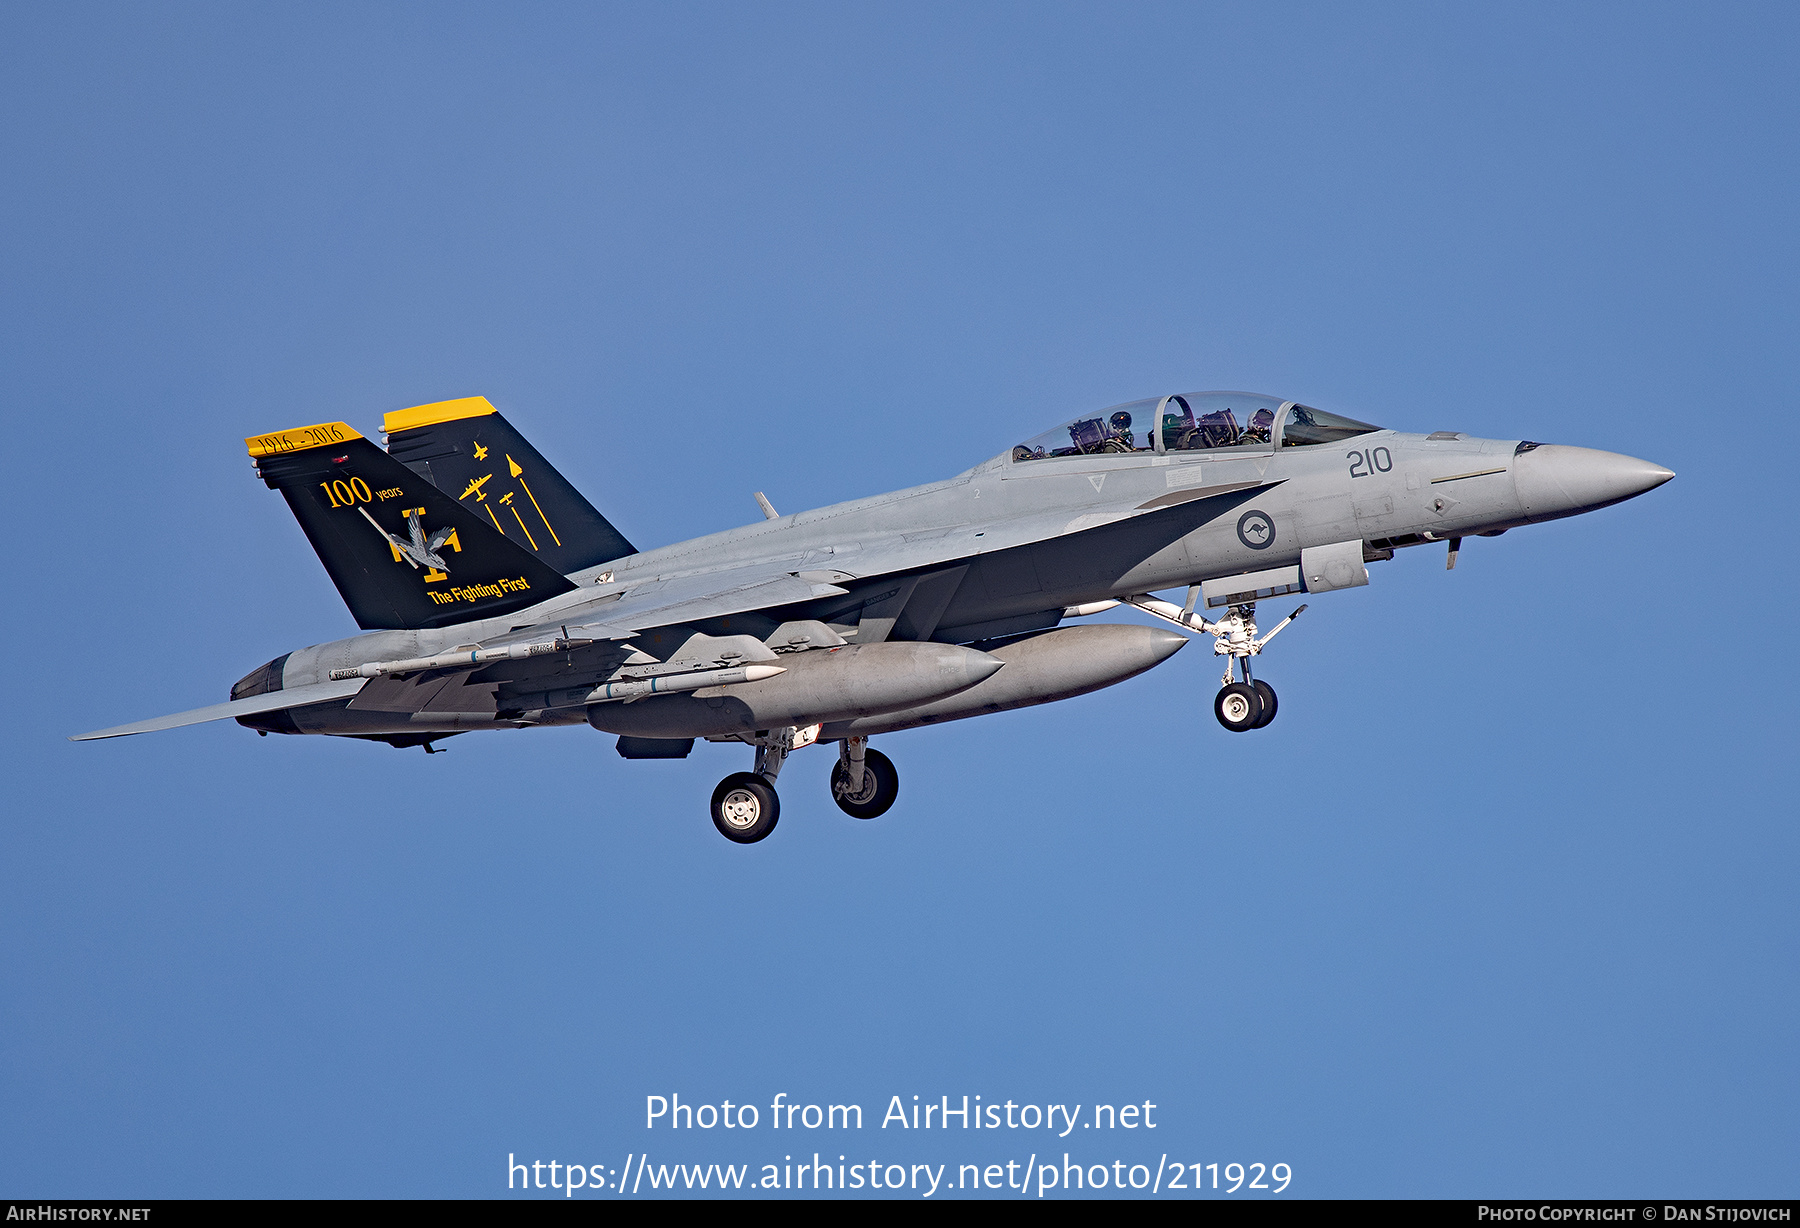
[2,1,1794,1199]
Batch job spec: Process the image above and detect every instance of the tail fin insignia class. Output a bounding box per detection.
[246,423,575,630]
[383,397,635,575]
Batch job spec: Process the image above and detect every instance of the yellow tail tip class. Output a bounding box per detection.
[382,396,498,435]
[245,422,364,458]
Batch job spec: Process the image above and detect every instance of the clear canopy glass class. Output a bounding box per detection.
[1010,392,1381,464]
[1279,404,1380,447]
[1011,397,1159,462]
[1160,392,1285,453]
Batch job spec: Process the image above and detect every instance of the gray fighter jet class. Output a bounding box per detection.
[74,393,1672,843]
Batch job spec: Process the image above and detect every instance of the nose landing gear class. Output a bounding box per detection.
[1124,592,1305,733]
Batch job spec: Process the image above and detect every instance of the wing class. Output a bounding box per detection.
[563,567,851,635]
[70,678,367,741]
[504,480,1283,646]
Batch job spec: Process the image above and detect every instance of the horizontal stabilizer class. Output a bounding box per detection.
[70,678,367,741]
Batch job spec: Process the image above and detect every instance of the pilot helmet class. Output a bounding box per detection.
[1109,411,1133,434]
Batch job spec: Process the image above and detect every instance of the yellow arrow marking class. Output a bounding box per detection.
[507,456,562,546]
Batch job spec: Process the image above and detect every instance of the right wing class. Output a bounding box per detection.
[554,567,851,638]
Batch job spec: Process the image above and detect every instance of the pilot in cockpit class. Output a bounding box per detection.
[1106,410,1136,452]
[1241,408,1275,445]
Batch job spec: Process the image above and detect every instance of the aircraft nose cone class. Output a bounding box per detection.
[1514,444,1674,523]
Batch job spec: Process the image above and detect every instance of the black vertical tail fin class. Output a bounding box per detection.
[382,397,636,576]
[247,422,576,630]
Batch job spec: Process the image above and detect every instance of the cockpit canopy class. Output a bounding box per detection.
[1011,392,1379,463]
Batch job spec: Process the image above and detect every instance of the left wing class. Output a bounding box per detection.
[71,678,368,741]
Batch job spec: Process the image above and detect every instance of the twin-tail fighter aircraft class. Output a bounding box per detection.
[74,393,1672,843]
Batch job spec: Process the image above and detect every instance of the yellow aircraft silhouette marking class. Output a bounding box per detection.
[507,454,562,546]
[473,442,489,460]
[459,473,492,502]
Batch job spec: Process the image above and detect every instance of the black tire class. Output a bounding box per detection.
[1214,682,1263,733]
[1250,680,1278,728]
[830,748,899,820]
[710,772,780,843]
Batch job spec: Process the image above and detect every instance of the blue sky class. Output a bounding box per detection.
[2,1,1794,1198]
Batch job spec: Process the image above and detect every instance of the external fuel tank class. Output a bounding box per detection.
[819,623,1186,739]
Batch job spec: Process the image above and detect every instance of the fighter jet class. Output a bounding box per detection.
[73,392,1673,843]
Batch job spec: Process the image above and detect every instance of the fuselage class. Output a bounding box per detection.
[234,398,1669,746]
[272,432,1663,676]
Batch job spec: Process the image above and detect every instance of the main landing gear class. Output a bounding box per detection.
[707,729,901,843]
[830,736,899,819]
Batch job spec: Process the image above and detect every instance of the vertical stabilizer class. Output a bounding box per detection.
[383,397,636,575]
[247,421,575,629]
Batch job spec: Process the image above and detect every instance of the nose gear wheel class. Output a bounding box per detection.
[1215,682,1262,732]
[1249,679,1278,728]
